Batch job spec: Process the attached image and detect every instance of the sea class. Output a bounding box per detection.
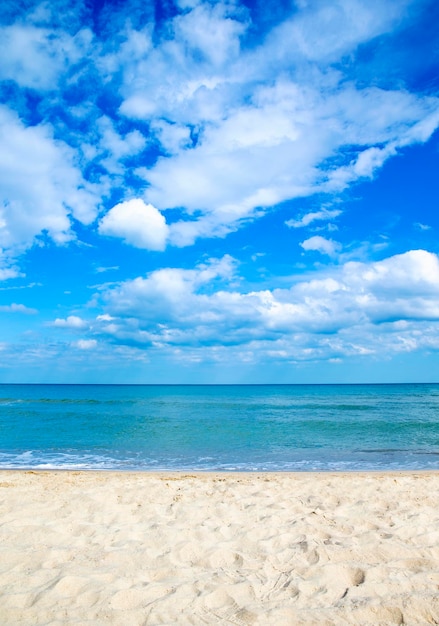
[1,383,439,472]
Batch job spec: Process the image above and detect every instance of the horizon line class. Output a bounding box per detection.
[0,382,438,386]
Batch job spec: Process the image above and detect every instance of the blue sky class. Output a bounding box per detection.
[1,0,439,383]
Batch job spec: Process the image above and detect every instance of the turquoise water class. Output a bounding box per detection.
[1,383,439,471]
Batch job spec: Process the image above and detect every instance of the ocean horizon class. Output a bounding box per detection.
[1,382,439,472]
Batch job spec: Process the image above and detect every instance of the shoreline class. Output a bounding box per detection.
[2,467,439,475]
[1,470,439,624]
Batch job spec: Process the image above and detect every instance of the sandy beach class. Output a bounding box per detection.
[1,471,439,625]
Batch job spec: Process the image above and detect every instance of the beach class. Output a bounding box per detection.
[1,471,439,625]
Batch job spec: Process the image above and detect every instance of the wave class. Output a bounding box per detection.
[1,449,439,472]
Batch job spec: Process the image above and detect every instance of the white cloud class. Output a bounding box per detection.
[286,209,342,229]
[300,236,341,257]
[1,0,439,379]
[344,249,439,292]
[98,199,169,251]
[414,222,431,231]
[95,266,119,274]
[108,1,439,247]
[87,249,439,363]
[102,255,236,321]
[265,0,410,64]
[0,24,92,90]
[0,268,19,281]
[73,339,97,350]
[95,117,147,175]
[99,118,146,159]
[0,254,20,281]
[0,0,438,259]
[0,106,99,251]
[0,303,37,314]
[132,79,439,247]
[173,3,247,67]
[149,120,192,155]
[118,3,246,122]
[53,315,87,329]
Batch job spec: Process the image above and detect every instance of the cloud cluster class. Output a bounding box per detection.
[114,0,439,245]
[68,249,439,364]
[1,0,439,380]
[141,86,439,246]
[0,0,438,260]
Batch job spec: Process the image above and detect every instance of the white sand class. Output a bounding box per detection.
[1,471,439,625]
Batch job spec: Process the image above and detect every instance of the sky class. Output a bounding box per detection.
[0,0,439,384]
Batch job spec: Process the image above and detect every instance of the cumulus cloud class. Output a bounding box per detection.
[300,236,341,257]
[77,249,439,363]
[0,106,99,252]
[98,199,169,251]
[52,315,87,329]
[101,255,236,321]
